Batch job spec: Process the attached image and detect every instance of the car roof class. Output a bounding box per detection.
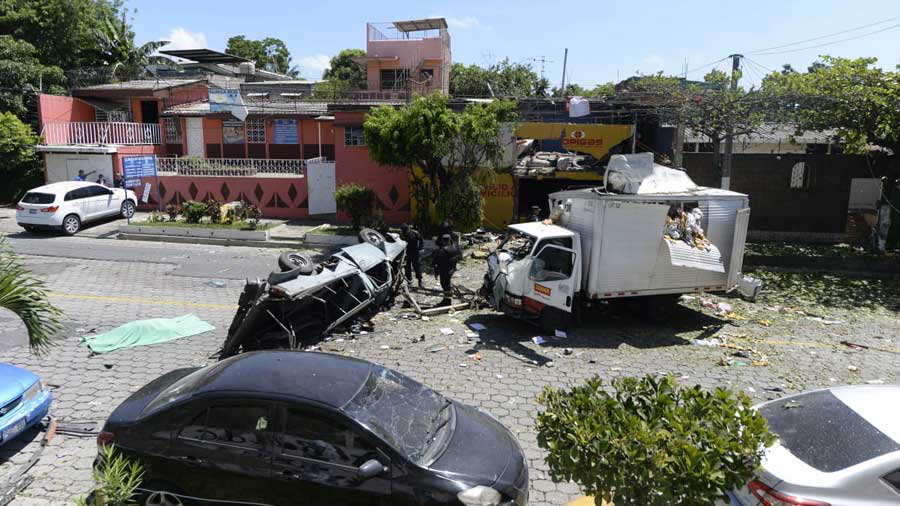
[194,351,373,408]
[28,181,95,193]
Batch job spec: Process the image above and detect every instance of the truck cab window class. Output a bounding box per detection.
[531,246,574,281]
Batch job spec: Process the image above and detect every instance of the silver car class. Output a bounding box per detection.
[726,385,900,505]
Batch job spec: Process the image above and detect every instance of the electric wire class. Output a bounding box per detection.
[746,15,900,54]
[752,23,900,56]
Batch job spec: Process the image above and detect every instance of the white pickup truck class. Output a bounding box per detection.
[481,153,754,331]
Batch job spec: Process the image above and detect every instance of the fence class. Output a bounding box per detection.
[156,157,306,177]
[42,122,161,145]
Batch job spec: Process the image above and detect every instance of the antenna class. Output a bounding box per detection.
[525,56,553,78]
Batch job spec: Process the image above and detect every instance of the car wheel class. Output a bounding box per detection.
[61,214,81,235]
[277,252,315,273]
[140,481,193,506]
[121,200,136,219]
[21,225,35,232]
[359,227,386,249]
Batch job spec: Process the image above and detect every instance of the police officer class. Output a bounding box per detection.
[399,223,424,289]
[432,234,462,306]
[529,205,541,222]
[437,218,455,245]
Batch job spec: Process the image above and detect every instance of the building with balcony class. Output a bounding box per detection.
[360,18,451,96]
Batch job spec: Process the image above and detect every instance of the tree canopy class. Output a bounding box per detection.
[94,14,171,82]
[0,36,66,116]
[225,35,298,77]
[450,59,548,98]
[551,82,616,97]
[322,49,366,88]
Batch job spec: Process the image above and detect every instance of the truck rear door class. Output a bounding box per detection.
[727,208,751,290]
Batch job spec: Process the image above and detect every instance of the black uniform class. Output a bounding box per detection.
[400,227,423,283]
[432,240,462,301]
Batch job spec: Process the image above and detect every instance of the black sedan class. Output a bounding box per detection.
[99,351,529,506]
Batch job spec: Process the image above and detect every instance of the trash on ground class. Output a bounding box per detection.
[757,319,772,327]
[715,302,733,315]
[82,314,214,354]
[495,374,503,379]
[531,336,546,345]
[691,338,721,347]
[563,348,573,355]
[782,400,804,410]
[841,341,868,350]
[866,379,885,385]
[808,317,845,325]
[680,295,696,302]
[848,365,859,372]
[439,328,454,335]
[465,331,479,339]
[379,345,390,350]
[719,356,748,367]
[206,280,226,288]
[554,329,567,338]
[458,363,468,368]
[410,335,425,343]
[428,346,446,353]
[469,323,486,331]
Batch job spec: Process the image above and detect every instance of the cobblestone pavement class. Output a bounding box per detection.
[0,244,898,505]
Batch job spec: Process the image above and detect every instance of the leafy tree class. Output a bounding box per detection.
[0,0,124,70]
[450,59,545,97]
[536,375,774,506]
[334,183,377,230]
[0,111,42,202]
[225,35,298,77]
[552,82,616,97]
[364,94,515,231]
[322,49,366,88]
[0,36,66,116]
[94,14,171,82]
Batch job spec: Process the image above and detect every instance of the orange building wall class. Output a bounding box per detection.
[38,94,96,126]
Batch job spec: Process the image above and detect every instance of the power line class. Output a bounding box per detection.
[683,56,731,76]
[747,14,900,54]
[752,23,900,56]
[742,57,773,74]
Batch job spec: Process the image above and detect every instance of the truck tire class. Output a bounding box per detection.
[359,228,386,249]
[642,295,680,323]
[277,252,315,273]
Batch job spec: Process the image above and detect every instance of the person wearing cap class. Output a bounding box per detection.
[399,223,424,289]
[431,234,462,306]
[73,169,96,181]
[529,205,541,222]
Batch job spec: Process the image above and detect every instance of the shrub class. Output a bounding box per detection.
[244,204,262,229]
[204,198,223,224]
[165,204,180,221]
[181,201,206,224]
[0,112,42,203]
[437,175,483,233]
[79,444,144,506]
[536,375,775,506]
[334,183,377,230]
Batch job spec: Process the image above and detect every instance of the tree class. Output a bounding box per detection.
[226,36,298,77]
[0,0,124,70]
[364,94,515,231]
[322,49,366,88]
[536,375,774,506]
[450,59,545,97]
[551,82,616,97]
[0,112,43,202]
[0,36,66,117]
[94,14,171,82]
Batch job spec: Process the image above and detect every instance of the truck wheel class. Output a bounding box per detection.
[277,252,314,273]
[539,307,573,334]
[642,295,680,323]
[359,227,386,249]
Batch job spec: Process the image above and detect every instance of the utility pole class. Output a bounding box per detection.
[560,48,568,96]
[672,58,688,168]
[722,53,742,190]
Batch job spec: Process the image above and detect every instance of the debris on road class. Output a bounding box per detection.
[691,338,722,347]
[439,328,454,335]
[532,336,546,345]
[848,365,859,372]
[554,329,567,338]
[206,280,226,288]
[469,323,487,331]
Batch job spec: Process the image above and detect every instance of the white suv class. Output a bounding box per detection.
[16,181,137,235]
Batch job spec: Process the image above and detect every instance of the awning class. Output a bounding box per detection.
[664,239,725,273]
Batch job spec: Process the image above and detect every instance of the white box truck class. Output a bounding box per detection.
[481,153,753,331]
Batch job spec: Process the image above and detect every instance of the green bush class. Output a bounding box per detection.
[165,204,180,221]
[0,112,42,203]
[334,183,377,230]
[204,198,223,224]
[181,201,206,224]
[244,203,262,230]
[536,375,775,506]
[437,175,483,233]
[76,444,144,506]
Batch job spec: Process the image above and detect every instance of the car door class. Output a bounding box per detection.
[83,185,115,219]
[524,240,577,313]
[63,187,91,220]
[269,404,392,505]
[164,401,275,505]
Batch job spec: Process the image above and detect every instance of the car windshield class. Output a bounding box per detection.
[498,232,536,260]
[142,359,233,416]
[21,192,55,204]
[342,366,453,465]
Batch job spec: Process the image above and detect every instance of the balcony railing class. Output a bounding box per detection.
[157,157,305,177]
[42,121,161,146]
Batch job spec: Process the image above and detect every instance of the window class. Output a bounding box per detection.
[178,404,269,450]
[380,69,409,90]
[419,69,434,83]
[21,193,55,204]
[884,469,900,493]
[178,410,209,441]
[164,117,181,144]
[280,407,376,466]
[344,126,365,146]
[790,161,813,190]
[64,188,90,201]
[530,245,574,282]
[246,117,266,143]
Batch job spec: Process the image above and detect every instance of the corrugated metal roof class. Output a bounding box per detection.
[393,18,447,31]
[159,49,250,64]
[163,99,330,116]
[74,79,203,92]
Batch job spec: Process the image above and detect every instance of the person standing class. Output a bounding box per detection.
[96,174,108,186]
[529,205,541,222]
[73,169,96,181]
[437,218,455,245]
[432,234,462,306]
[399,223,424,289]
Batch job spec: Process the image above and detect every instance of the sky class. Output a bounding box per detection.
[130,0,900,89]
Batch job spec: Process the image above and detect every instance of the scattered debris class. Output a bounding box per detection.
[439,328,454,336]
[469,323,486,331]
[747,387,756,393]
[379,345,390,350]
[554,329,567,338]
[691,338,722,347]
[719,356,748,367]
[458,363,468,368]
[206,280,226,288]
[465,331,479,339]
[847,365,859,372]
[757,319,772,327]
[103,364,113,369]
[841,341,868,351]
[782,400,804,410]
[563,348,573,355]
[808,317,845,325]
[531,336,546,345]
[495,374,503,379]
[715,302,733,315]
[866,379,885,385]
[428,346,446,353]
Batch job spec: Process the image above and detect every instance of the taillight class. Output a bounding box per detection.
[41,206,59,213]
[749,479,830,506]
[15,205,24,211]
[97,431,115,446]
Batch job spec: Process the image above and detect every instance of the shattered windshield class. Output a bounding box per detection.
[498,233,536,260]
[343,366,453,465]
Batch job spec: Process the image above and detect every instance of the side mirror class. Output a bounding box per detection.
[357,459,386,481]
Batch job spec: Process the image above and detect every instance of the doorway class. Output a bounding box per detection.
[140,100,159,124]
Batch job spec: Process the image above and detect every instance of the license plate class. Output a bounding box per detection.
[28,209,36,214]
[2,418,26,441]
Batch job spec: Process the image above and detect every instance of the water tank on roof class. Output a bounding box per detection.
[238,62,256,75]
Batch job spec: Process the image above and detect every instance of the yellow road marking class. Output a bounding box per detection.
[49,292,237,310]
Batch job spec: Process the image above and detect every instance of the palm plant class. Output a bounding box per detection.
[95,14,174,81]
[0,237,62,353]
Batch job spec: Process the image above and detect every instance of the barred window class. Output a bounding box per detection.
[164,117,181,143]
[790,162,813,190]
[344,126,365,146]
[247,117,266,143]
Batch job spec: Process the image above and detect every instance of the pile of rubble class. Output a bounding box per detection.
[514,151,600,176]
[664,207,712,251]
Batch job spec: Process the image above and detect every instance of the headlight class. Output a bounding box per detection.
[23,381,43,403]
[457,485,502,506]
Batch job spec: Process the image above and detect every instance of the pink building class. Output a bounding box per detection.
[359,18,451,96]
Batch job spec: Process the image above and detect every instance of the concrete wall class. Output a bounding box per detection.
[45,153,113,183]
[38,95,96,126]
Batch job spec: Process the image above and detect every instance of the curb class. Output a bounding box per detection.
[119,225,270,241]
[116,233,306,249]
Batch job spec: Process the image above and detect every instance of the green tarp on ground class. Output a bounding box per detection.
[82,314,214,354]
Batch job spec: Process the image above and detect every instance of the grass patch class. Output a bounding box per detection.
[746,241,899,258]
[312,225,358,236]
[138,220,272,231]
[753,269,900,312]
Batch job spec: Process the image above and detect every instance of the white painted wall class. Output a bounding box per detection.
[44,153,114,184]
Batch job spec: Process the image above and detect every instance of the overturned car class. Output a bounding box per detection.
[220,228,406,359]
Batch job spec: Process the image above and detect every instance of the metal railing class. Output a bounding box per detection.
[157,157,306,177]
[41,122,161,145]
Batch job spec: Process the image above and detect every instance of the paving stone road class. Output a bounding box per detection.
[0,236,898,505]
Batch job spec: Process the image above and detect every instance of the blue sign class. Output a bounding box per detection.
[273,119,298,144]
[122,155,157,188]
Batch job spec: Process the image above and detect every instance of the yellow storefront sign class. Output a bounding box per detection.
[515,122,633,160]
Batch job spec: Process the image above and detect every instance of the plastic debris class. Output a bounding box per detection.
[715,302,733,315]
[680,295,696,302]
[466,331,479,339]
[410,335,425,343]
[439,328,454,335]
[531,336,546,345]
[757,319,772,327]
[866,379,885,385]
[555,329,567,338]
[428,346,446,353]
[206,280,226,288]
[808,317,845,325]
[841,341,868,351]
[747,387,756,393]
[458,363,468,368]
[495,374,503,379]
[563,348,573,355]
[719,356,748,367]
[471,352,482,361]
[691,338,721,347]
[469,323,487,331]
[848,365,859,372]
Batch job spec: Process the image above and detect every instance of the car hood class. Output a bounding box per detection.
[428,403,524,493]
[0,363,38,404]
[107,368,197,425]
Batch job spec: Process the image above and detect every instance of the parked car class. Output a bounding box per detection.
[16,181,137,235]
[725,385,900,505]
[100,351,528,506]
[0,363,52,446]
